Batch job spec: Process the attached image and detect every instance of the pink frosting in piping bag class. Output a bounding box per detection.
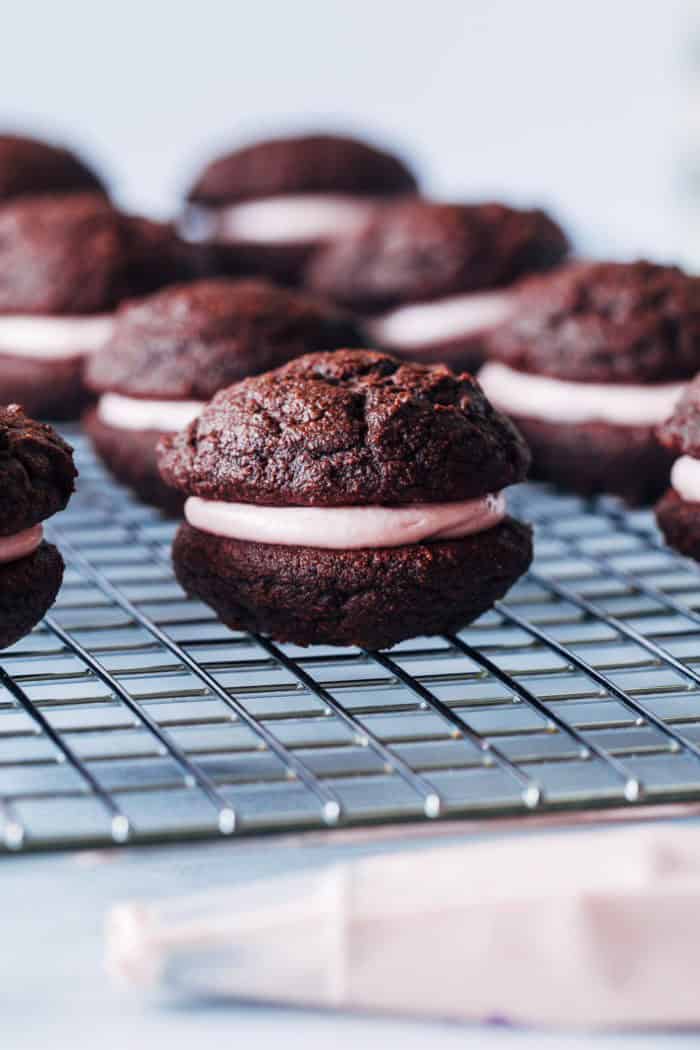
[185,493,506,550]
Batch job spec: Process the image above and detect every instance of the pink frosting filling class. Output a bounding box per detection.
[185,493,506,550]
[0,524,43,565]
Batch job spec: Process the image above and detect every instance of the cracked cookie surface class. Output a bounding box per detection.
[86,278,365,400]
[486,260,700,384]
[157,349,531,506]
[0,405,76,536]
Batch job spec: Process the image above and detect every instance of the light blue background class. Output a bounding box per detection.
[0,0,695,261]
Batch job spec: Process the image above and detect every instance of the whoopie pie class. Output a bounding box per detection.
[157,349,533,649]
[0,193,196,420]
[306,198,569,373]
[0,405,76,649]
[656,375,700,560]
[478,260,700,504]
[185,133,418,285]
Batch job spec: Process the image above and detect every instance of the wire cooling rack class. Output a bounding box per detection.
[3,428,700,852]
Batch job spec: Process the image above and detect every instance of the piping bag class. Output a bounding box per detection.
[106,824,700,1029]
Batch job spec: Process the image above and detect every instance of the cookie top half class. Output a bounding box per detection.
[306,199,569,313]
[187,133,417,206]
[0,133,105,202]
[0,405,77,536]
[86,278,366,400]
[486,260,700,384]
[157,349,530,506]
[0,192,195,316]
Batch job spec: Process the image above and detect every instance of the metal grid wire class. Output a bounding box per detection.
[4,427,700,852]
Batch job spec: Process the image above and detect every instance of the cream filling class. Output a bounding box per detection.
[370,290,514,349]
[671,455,700,503]
[208,194,376,244]
[478,362,686,426]
[0,524,43,565]
[184,493,506,550]
[97,394,205,433]
[0,314,114,360]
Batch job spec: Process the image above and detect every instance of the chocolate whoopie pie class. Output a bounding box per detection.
[656,375,700,559]
[478,261,700,505]
[185,133,417,285]
[306,199,569,373]
[0,133,105,203]
[84,278,365,514]
[0,193,196,420]
[157,349,533,650]
[0,405,77,649]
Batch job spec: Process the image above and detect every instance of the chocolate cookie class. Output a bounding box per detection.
[160,349,533,649]
[0,355,89,423]
[185,133,418,286]
[0,193,192,315]
[655,374,700,560]
[0,541,64,650]
[485,260,700,384]
[86,278,364,399]
[0,133,105,203]
[0,193,197,420]
[84,279,365,514]
[158,349,530,506]
[514,416,675,506]
[0,405,76,534]
[306,199,568,372]
[478,260,699,504]
[187,133,417,206]
[83,414,186,516]
[0,405,76,649]
[172,518,532,650]
[655,490,700,562]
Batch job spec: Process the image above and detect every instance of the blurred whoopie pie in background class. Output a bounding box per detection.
[0,132,106,203]
[478,260,700,505]
[84,277,365,514]
[306,198,569,373]
[184,132,418,286]
[0,192,197,420]
[656,375,700,561]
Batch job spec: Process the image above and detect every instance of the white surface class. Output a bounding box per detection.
[0,314,114,359]
[478,362,687,426]
[185,493,506,548]
[671,455,700,502]
[97,394,205,432]
[5,824,700,1049]
[0,0,694,262]
[212,194,376,244]
[371,290,514,348]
